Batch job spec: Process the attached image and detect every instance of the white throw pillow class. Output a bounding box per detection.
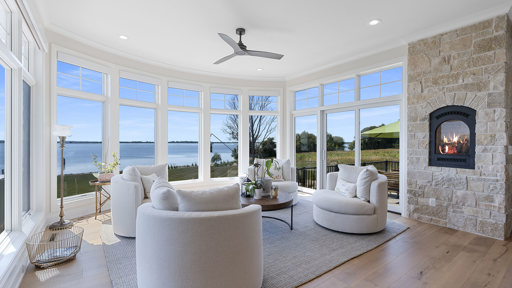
[338,164,362,183]
[356,165,378,202]
[141,173,158,198]
[335,178,357,198]
[278,159,292,181]
[151,177,178,211]
[268,160,283,180]
[176,183,241,212]
[135,163,168,179]
[122,166,143,198]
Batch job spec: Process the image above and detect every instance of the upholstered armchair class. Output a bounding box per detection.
[247,158,299,205]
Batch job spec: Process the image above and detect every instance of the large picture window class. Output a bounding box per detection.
[56,96,103,197]
[326,111,355,172]
[168,111,199,181]
[210,114,238,178]
[119,105,155,169]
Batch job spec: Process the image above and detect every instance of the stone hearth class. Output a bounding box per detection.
[407,14,512,239]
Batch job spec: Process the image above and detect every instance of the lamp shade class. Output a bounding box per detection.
[53,125,72,137]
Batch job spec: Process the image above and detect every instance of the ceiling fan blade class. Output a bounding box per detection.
[214,53,237,64]
[218,33,243,53]
[246,50,284,60]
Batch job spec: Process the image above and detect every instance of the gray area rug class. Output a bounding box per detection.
[101,198,408,288]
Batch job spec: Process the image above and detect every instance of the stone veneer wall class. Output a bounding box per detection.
[407,14,512,239]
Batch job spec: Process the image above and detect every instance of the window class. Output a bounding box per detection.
[360,67,402,100]
[249,95,277,111]
[210,93,238,110]
[326,111,355,173]
[22,33,29,72]
[57,61,103,95]
[119,106,155,169]
[168,111,199,181]
[0,1,10,47]
[0,65,5,233]
[295,115,317,188]
[210,114,238,178]
[22,81,30,214]
[323,78,355,105]
[168,87,200,107]
[295,87,319,110]
[56,96,102,197]
[119,78,155,103]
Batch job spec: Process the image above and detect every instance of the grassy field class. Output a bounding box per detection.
[296,149,399,168]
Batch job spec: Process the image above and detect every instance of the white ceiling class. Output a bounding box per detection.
[32,0,512,81]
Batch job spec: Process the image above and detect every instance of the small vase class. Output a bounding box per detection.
[263,178,272,196]
[254,188,263,199]
[98,173,114,182]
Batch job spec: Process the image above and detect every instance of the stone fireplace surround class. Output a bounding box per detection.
[407,13,512,239]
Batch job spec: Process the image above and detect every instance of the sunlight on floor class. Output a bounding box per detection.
[34,267,60,282]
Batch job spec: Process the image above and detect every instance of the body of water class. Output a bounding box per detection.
[57,142,236,174]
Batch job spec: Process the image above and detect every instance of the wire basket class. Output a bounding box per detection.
[25,226,84,268]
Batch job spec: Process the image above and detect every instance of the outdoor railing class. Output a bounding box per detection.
[296,160,399,189]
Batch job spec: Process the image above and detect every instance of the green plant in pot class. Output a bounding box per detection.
[92,152,120,182]
[245,162,264,199]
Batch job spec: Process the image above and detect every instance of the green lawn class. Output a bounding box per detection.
[296,149,399,168]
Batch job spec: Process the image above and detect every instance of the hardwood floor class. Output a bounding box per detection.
[20,208,512,288]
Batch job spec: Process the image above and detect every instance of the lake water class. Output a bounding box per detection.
[55,142,236,174]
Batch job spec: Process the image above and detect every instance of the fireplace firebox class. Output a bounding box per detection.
[429,105,475,169]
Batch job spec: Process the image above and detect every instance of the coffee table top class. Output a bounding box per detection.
[240,194,293,211]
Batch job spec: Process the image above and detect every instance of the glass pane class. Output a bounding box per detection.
[81,67,102,82]
[308,97,319,108]
[210,114,238,178]
[360,106,400,209]
[210,93,224,101]
[361,72,380,87]
[168,111,199,181]
[339,78,355,91]
[168,87,183,96]
[119,106,155,169]
[295,87,318,110]
[295,90,307,100]
[249,115,277,163]
[210,100,225,110]
[120,78,137,89]
[81,79,102,95]
[57,74,80,91]
[168,96,183,106]
[340,91,355,103]
[184,89,199,98]
[381,67,403,83]
[295,115,317,188]
[57,61,80,77]
[323,94,337,106]
[22,81,30,214]
[168,87,200,107]
[57,96,102,197]
[295,100,307,110]
[326,111,355,174]
[183,97,199,107]
[138,82,155,93]
[360,86,380,100]
[323,82,338,95]
[381,81,402,97]
[249,95,277,111]
[119,87,137,101]
[0,65,5,233]
[138,91,154,102]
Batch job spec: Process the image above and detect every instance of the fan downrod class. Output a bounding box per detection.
[235,28,247,51]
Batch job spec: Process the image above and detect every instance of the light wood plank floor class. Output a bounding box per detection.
[20,209,512,288]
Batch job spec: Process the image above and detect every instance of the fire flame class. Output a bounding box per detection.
[438,133,469,155]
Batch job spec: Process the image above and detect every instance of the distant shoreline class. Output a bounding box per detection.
[62,141,238,144]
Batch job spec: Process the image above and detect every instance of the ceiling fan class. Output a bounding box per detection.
[214,28,284,64]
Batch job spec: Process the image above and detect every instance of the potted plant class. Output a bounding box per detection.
[92,152,120,182]
[244,162,264,199]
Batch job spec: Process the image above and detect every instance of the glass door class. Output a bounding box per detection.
[295,115,317,189]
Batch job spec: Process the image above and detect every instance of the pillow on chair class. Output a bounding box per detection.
[356,165,378,201]
[141,173,158,198]
[337,164,362,183]
[135,164,168,198]
[122,166,144,198]
[335,178,357,198]
[176,184,241,212]
[151,177,178,211]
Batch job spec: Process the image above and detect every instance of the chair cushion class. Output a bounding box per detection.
[150,177,178,211]
[141,173,158,198]
[122,166,144,198]
[176,183,241,212]
[356,165,378,201]
[337,164,362,183]
[335,178,357,198]
[313,189,375,215]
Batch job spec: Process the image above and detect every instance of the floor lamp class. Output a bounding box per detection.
[49,125,73,230]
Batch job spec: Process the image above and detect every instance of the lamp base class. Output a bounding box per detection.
[48,219,73,230]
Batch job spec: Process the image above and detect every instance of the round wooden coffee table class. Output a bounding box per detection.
[240,194,294,230]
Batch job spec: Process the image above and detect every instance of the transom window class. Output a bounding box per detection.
[168,87,200,107]
[295,87,319,110]
[119,77,155,103]
[57,61,103,95]
[323,78,355,105]
[360,67,402,100]
[249,95,277,111]
[211,93,238,110]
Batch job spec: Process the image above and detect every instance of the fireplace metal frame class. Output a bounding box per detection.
[429,105,476,169]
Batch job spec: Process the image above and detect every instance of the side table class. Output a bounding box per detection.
[89,180,111,219]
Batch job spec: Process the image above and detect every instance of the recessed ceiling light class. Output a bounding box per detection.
[257,68,263,71]
[369,19,381,26]
[119,35,128,40]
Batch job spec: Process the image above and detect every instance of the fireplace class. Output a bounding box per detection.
[429,105,475,169]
